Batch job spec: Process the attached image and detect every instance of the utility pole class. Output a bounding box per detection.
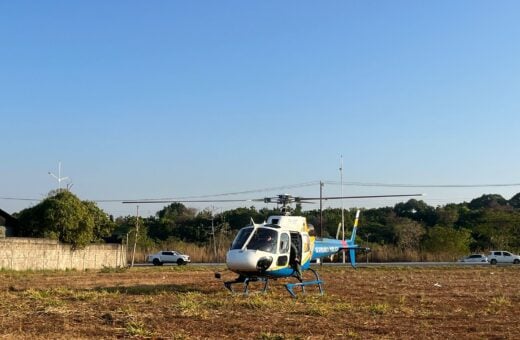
[365,233,371,264]
[211,207,217,260]
[131,205,139,267]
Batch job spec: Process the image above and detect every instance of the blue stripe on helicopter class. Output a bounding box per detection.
[266,260,311,277]
[311,238,357,260]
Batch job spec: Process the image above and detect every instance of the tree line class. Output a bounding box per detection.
[14,191,520,259]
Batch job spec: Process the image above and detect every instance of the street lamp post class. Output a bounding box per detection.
[206,206,220,261]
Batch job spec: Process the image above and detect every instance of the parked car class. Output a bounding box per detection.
[147,251,191,266]
[458,254,488,263]
[487,250,520,265]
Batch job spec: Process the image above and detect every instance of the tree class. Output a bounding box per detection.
[113,215,155,251]
[422,226,472,255]
[148,203,197,241]
[361,207,396,245]
[157,202,196,223]
[468,194,508,210]
[394,199,437,227]
[222,207,264,231]
[83,200,116,241]
[390,217,426,251]
[435,204,461,227]
[509,193,520,209]
[17,191,114,249]
[467,209,520,250]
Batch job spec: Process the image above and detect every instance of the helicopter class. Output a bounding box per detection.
[215,193,421,297]
[125,192,422,297]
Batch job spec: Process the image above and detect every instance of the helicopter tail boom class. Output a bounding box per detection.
[313,209,360,268]
[312,238,357,265]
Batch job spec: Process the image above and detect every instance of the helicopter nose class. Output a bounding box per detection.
[226,249,262,272]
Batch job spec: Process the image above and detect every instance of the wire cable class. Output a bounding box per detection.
[323,181,520,188]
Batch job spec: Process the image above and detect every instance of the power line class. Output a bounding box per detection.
[100,181,321,202]
[0,181,321,203]
[323,181,520,188]
[2,180,519,204]
[0,197,40,201]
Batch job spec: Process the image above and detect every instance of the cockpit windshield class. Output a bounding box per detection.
[230,227,278,253]
[230,227,253,250]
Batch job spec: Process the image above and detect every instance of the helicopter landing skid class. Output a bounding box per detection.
[285,268,324,298]
[224,276,269,295]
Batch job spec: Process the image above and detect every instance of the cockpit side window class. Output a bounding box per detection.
[279,233,290,254]
[302,234,310,252]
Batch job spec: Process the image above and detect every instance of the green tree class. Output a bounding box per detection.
[468,194,508,210]
[394,199,437,227]
[148,203,197,241]
[83,200,116,241]
[435,204,461,227]
[113,215,155,251]
[509,192,520,209]
[422,226,472,255]
[222,206,264,231]
[390,217,426,251]
[361,207,396,245]
[17,191,113,249]
[467,209,520,250]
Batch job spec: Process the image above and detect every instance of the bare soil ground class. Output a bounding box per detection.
[0,265,518,339]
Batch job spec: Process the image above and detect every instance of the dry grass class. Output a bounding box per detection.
[366,244,463,262]
[131,240,229,263]
[0,265,518,339]
[133,242,466,264]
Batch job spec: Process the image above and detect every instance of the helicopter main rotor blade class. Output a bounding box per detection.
[122,193,422,204]
[122,199,255,204]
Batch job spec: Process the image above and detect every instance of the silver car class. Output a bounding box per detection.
[458,254,488,263]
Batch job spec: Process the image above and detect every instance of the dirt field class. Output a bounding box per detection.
[0,265,518,339]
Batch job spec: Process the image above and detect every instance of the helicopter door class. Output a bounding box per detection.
[276,232,290,266]
[289,232,302,266]
[301,233,311,262]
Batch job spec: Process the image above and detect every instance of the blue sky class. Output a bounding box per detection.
[1,1,519,217]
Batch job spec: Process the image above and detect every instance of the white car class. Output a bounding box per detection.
[458,254,488,263]
[147,251,191,266]
[487,250,520,265]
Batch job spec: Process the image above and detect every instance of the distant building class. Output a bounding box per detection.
[0,209,18,237]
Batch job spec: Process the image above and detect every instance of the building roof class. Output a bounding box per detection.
[0,208,18,226]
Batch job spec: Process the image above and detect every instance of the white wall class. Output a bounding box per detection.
[0,238,127,271]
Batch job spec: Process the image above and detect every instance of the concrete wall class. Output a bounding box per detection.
[0,237,127,271]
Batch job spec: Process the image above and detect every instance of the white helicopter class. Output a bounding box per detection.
[124,192,421,297]
[215,193,421,297]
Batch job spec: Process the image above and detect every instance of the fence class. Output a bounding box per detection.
[0,237,126,271]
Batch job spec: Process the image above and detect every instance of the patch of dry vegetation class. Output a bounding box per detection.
[0,265,518,339]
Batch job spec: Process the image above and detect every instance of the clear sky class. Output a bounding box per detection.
[1,1,520,217]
